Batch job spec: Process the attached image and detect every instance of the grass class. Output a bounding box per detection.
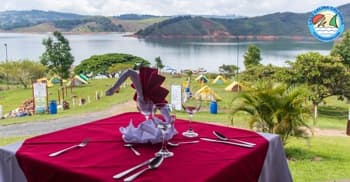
[0,136,29,146]
[0,79,134,125]
[1,74,350,181]
[286,136,350,182]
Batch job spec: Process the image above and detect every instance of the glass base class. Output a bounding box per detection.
[155,149,174,158]
[182,129,199,138]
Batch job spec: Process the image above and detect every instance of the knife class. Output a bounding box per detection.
[213,131,256,146]
[200,137,254,148]
[113,157,155,179]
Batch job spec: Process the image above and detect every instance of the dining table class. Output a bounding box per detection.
[0,112,292,182]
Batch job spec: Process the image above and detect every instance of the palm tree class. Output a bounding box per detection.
[231,82,310,145]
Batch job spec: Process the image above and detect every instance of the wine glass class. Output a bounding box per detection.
[182,96,201,138]
[153,103,176,158]
[136,98,153,120]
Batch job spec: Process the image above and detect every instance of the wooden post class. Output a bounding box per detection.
[61,87,65,101]
[347,108,350,136]
[57,89,61,105]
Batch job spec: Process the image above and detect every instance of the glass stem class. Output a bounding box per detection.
[161,129,167,150]
[188,114,193,131]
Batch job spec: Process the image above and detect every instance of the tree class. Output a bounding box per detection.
[243,45,261,69]
[288,52,350,119]
[218,64,238,78]
[239,64,287,82]
[107,63,134,78]
[154,56,164,71]
[0,60,46,88]
[40,31,74,86]
[331,30,350,67]
[231,82,310,145]
[74,53,149,77]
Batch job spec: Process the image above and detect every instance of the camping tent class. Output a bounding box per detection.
[195,74,208,83]
[225,81,244,92]
[50,77,61,84]
[79,74,89,81]
[194,85,222,101]
[67,75,88,87]
[212,75,226,84]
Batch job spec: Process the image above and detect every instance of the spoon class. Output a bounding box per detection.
[167,140,199,147]
[123,155,164,182]
[213,131,256,146]
[124,144,141,156]
[49,138,89,157]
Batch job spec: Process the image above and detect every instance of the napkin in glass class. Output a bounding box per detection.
[119,118,177,144]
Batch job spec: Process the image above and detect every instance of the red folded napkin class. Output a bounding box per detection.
[132,67,169,104]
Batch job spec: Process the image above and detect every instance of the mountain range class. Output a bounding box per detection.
[136,3,350,39]
[0,3,349,38]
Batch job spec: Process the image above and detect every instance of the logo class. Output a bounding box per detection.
[308,6,344,42]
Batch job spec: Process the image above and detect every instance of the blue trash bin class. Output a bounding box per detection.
[209,101,217,114]
[49,100,57,114]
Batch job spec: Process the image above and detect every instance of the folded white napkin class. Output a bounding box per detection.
[120,118,177,144]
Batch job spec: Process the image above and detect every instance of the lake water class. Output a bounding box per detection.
[0,32,333,72]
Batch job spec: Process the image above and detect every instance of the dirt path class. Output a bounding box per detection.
[313,128,348,137]
[0,100,137,137]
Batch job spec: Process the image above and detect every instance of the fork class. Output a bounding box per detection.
[49,138,89,157]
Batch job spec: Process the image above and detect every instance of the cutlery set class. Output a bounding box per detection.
[48,131,256,181]
[113,156,164,181]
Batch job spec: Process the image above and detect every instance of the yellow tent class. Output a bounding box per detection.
[36,77,53,87]
[212,75,226,84]
[194,85,222,101]
[225,81,244,92]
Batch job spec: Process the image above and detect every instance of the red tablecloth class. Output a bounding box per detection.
[16,112,268,182]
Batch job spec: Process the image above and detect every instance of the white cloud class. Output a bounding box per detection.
[0,0,347,17]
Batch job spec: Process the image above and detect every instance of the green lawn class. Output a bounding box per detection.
[286,136,350,182]
[0,136,29,146]
[1,78,134,125]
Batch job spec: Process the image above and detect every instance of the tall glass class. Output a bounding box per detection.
[136,99,153,120]
[153,103,175,158]
[182,97,201,137]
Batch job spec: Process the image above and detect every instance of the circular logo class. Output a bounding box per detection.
[308,6,344,42]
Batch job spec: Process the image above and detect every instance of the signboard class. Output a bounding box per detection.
[32,81,48,113]
[171,85,182,111]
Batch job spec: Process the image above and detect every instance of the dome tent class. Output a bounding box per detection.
[194,85,222,101]
[225,81,244,92]
[212,75,226,84]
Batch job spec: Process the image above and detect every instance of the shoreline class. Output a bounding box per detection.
[0,31,315,41]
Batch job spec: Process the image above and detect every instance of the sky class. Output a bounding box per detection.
[0,0,348,17]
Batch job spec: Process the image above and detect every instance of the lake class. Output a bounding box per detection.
[0,32,333,72]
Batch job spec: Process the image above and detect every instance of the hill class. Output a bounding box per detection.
[0,10,84,30]
[136,16,230,38]
[136,3,350,39]
[0,10,162,33]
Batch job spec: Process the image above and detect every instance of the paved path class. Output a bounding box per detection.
[0,100,137,137]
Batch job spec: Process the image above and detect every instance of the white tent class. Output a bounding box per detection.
[67,75,88,86]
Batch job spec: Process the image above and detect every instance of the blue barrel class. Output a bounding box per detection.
[209,101,218,114]
[49,100,57,114]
